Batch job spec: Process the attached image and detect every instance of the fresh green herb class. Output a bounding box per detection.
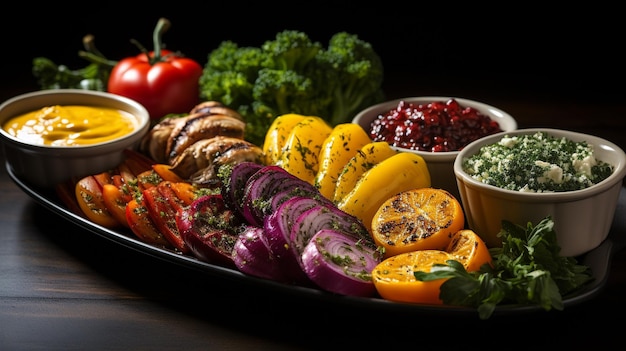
[414,217,594,319]
[32,35,117,91]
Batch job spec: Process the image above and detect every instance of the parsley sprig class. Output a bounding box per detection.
[414,217,594,319]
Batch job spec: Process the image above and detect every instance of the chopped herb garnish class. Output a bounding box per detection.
[462,132,614,192]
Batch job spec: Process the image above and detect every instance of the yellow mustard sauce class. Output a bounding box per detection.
[2,105,137,146]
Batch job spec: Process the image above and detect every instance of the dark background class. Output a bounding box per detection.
[2,5,624,107]
[2,7,626,349]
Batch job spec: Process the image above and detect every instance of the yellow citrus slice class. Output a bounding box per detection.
[371,187,464,258]
[447,229,492,272]
[371,250,454,304]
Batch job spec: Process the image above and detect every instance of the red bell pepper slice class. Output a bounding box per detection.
[142,185,188,253]
[126,197,173,248]
[74,174,120,228]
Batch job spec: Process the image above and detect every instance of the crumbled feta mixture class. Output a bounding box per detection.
[462,132,614,192]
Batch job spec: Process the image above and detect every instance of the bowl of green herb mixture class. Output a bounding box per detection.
[454,128,626,257]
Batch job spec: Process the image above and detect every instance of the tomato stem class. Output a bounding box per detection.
[128,17,172,65]
[152,17,171,62]
[77,34,118,67]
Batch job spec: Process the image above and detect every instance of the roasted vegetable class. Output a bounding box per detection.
[371,188,465,258]
[263,196,329,283]
[314,123,372,199]
[219,162,265,218]
[274,116,333,184]
[221,163,379,289]
[101,182,131,228]
[74,172,121,228]
[262,113,308,165]
[169,136,265,185]
[288,204,371,257]
[337,152,431,232]
[232,225,287,282]
[176,194,242,267]
[301,229,382,297]
[333,141,398,203]
[142,183,189,253]
[126,197,173,248]
[240,165,320,226]
[138,100,263,186]
[138,101,262,186]
[199,30,385,145]
[166,114,246,163]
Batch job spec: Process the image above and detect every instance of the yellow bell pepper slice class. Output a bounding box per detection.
[263,113,308,165]
[333,141,399,203]
[314,123,372,200]
[337,152,431,233]
[275,116,333,184]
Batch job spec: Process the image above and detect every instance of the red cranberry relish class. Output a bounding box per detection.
[369,99,503,152]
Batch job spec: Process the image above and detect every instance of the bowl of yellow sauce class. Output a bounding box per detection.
[0,89,150,188]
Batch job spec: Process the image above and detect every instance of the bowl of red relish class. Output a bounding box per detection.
[352,96,517,199]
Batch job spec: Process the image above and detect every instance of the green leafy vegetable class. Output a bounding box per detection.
[32,35,117,91]
[414,217,594,319]
[199,30,385,146]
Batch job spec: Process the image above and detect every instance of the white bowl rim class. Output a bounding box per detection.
[0,89,150,151]
[353,96,518,158]
[454,128,626,201]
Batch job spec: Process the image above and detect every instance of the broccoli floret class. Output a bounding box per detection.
[319,32,385,125]
[248,68,323,145]
[252,68,314,116]
[261,30,323,72]
[204,41,240,71]
[199,30,385,146]
[199,70,254,109]
[200,42,264,109]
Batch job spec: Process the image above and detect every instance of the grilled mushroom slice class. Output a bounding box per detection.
[139,116,192,163]
[165,114,246,164]
[170,136,265,185]
[190,101,245,121]
[139,101,246,164]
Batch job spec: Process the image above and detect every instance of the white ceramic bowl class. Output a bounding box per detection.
[454,128,626,257]
[353,96,517,199]
[0,89,150,188]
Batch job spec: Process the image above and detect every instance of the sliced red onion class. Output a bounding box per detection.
[242,165,320,226]
[301,229,382,297]
[232,225,287,282]
[263,196,325,284]
[289,204,371,260]
[221,161,263,218]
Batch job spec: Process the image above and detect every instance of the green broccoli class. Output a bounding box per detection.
[319,32,385,126]
[260,30,323,71]
[199,30,385,146]
[200,42,264,110]
[248,68,315,145]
